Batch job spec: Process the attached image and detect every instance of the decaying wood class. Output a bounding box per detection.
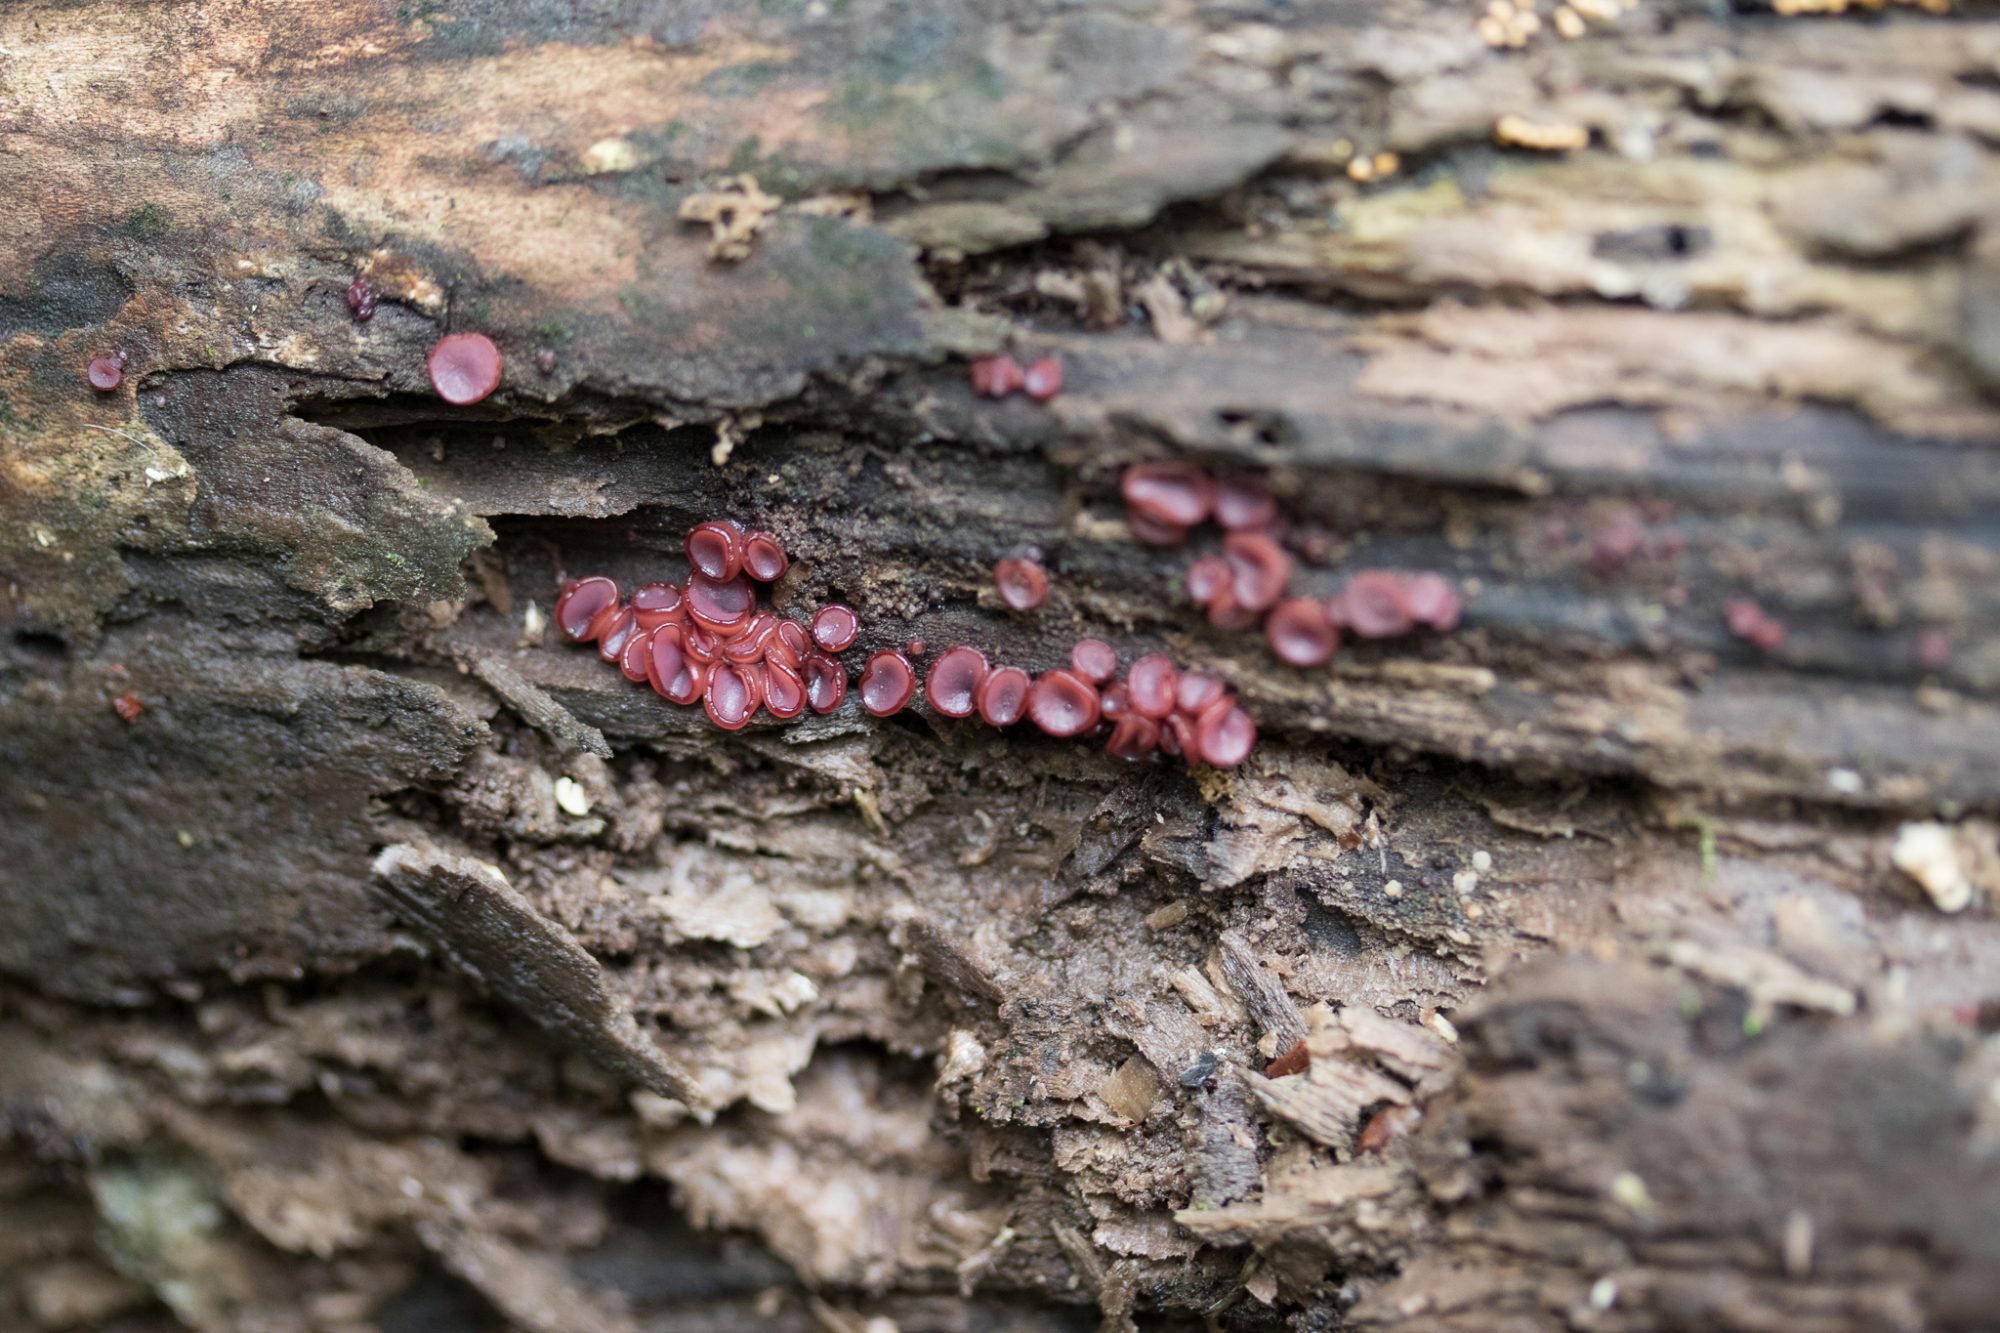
[3,0,1999,1329]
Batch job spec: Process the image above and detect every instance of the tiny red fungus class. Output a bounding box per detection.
[685,571,755,635]
[1265,598,1338,667]
[810,604,858,653]
[905,637,927,658]
[762,659,807,718]
[1331,570,1415,639]
[993,558,1048,612]
[803,651,847,712]
[1186,555,1231,606]
[1121,462,1214,530]
[630,581,686,630]
[743,530,788,582]
[977,665,1031,726]
[646,627,690,699]
[1126,509,1189,547]
[619,627,654,682]
[764,621,805,669]
[704,661,760,730]
[1215,476,1277,532]
[555,576,620,642]
[87,354,125,392]
[345,277,377,322]
[596,606,639,662]
[1105,715,1159,761]
[682,622,721,664]
[686,520,746,582]
[1222,531,1291,612]
[1022,357,1063,402]
[970,355,1025,398]
[1069,637,1118,684]
[1028,669,1101,738]
[1724,598,1785,652]
[1176,672,1225,716]
[722,611,782,663]
[112,692,145,722]
[860,650,916,716]
[1401,572,1461,631]
[924,645,989,718]
[1194,698,1256,767]
[1126,654,1178,719]
[427,332,502,405]
[1099,682,1129,718]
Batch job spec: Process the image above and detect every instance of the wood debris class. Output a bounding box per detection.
[679,175,781,262]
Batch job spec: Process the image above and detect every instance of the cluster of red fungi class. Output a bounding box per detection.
[553,458,1477,769]
[554,516,1263,766]
[1117,462,1462,667]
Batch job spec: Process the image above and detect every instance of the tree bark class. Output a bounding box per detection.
[4,2,1999,1330]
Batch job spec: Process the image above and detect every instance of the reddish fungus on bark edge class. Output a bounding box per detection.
[925,645,989,718]
[859,650,916,717]
[993,558,1049,612]
[976,666,1031,726]
[1028,669,1101,738]
[87,355,125,391]
[1265,599,1338,667]
[427,332,503,405]
[1070,638,1118,684]
[810,604,858,653]
[1121,461,1214,530]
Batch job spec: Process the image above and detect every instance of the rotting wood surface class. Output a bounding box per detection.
[3,2,1999,1330]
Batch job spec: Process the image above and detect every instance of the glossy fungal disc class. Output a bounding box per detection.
[1125,654,1179,719]
[810,604,859,653]
[924,645,990,718]
[1069,638,1118,684]
[595,606,639,662]
[743,531,789,582]
[685,571,755,635]
[1265,598,1338,667]
[631,582,686,630]
[1121,462,1214,530]
[762,659,807,718]
[87,356,124,391]
[1027,669,1101,738]
[993,558,1049,612]
[704,661,760,730]
[1214,475,1277,531]
[1332,571,1415,639]
[1195,698,1256,767]
[803,651,847,713]
[859,650,917,717]
[1022,357,1063,402]
[427,332,503,405]
[555,576,620,642]
[976,666,1031,727]
[619,627,655,682]
[686,520,746,582]
[1106,715,1160,761]
[1222,531,1291,612]
[1402,572,1462,631]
